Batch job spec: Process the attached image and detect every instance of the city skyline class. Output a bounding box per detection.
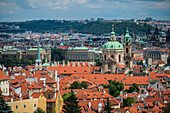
[0,0,170,21]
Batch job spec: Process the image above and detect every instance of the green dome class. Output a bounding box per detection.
[42,63,50,67]
[103,41,123,49]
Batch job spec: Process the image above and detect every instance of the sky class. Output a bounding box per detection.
[0,0,170,21]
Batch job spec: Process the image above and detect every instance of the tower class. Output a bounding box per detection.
[110,24,116,41]
[123,27,133,76]
[89,36,93,46]
[35,39,42,70]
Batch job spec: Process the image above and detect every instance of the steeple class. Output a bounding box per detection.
[124,27,131,42]
[110,24,116,41]
[35,39,42,70]
[81,39,84,47]
[89,36,93,46]
[37,39,41,61]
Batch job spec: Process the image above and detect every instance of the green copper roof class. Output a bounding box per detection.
[73,47,88,50]
[28,48,44,51]
[124,27,131,42]
[42,63,50,67]
[137,41,148,44]
[36,59,42,62]
[103,41,123,50]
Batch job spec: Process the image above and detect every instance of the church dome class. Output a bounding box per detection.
[103,41,123,50]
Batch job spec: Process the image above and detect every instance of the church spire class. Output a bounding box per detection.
[37,39,41,61]
[110,24,116,41]
[124,27,131,42]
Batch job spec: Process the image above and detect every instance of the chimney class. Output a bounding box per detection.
[67,61,70,67]
[54,62,57,67]
[98,102,102,112]
[77,62,80,67]
[19,93,22,100]
[62,60,65,67]
[72,62,75,67]
[83,62,85,66]
[55,71,60,91]
[55,70,58,81]
[57,61,60,66]
[88,102,91,108]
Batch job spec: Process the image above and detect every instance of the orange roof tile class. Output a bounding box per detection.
[0,70,9,80]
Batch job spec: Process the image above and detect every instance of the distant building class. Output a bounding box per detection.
[65,47,102,61]
[144,51,168,64]
[147,26,160,46]
[0,47,51,63]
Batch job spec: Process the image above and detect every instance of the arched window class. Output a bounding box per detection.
[104,55,107,60]
[119,55,121,62]
[111,55,114,59]
[126,48,128,53]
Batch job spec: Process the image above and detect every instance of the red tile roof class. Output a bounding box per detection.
[0,70,8,80]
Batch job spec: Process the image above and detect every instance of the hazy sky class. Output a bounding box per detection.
[0,0,170,21]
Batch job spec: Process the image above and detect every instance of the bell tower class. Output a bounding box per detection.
[124,27,133,76]
[35,39,42,70]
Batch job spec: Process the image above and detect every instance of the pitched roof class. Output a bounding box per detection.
[0,70,8,80]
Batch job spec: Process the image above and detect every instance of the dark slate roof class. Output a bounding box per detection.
[147,51,165,55]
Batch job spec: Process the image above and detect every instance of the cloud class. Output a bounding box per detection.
[0,0,169,21]
[0,2,7,6]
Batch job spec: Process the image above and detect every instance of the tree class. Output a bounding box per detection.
[69,81,88,89]
[125,83,139,93]
[103,98,113,113]
[163,102,170,113]
[34,107,45,113]
[62,90,81,113]
[103,80,124,97]
[80,81,88,89]
[0,91,12,113]
[70,81,82,89]
[123,97,135,107]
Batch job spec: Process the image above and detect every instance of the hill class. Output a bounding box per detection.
[2,20,153,35]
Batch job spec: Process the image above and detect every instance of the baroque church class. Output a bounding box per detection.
[100,25,133,76]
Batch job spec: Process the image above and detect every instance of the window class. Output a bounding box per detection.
[104,55,107,60]
[126,61,129,65]
[16,105,18,109]
[34,104,36,107]
[24,105,26,108]
[111,55,114,59]
[119,55,121,62]
[126,48,129,53]
[157,84,159,89]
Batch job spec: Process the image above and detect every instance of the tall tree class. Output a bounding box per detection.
[62,90,81,113]
[0,91,12,113]
[103,98,113,113]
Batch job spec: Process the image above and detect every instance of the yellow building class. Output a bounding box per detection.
[8,93,46,113]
